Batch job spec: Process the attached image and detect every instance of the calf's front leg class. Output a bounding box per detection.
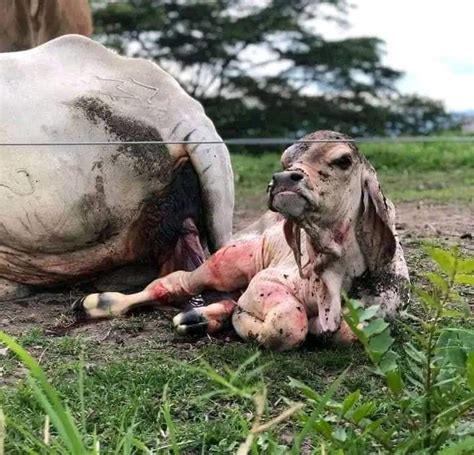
[312,269,344,334]
[75,238,263,323]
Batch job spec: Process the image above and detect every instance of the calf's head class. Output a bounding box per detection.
[268,130,397,273]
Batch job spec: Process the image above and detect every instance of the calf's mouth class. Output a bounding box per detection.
[268,170,314,218]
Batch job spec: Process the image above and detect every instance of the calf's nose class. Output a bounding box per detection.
[272,171,304,187]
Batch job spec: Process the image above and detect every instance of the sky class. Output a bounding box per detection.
[317,0,474,112]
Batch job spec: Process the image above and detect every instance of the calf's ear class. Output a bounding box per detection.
[357,164,397,273]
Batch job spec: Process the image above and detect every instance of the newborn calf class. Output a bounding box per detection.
[77,131,410,350]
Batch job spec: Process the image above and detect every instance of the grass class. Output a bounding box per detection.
[1,142,473,452]
[232,142,474,208]
[1,327,374,452]
[1,245,472,452]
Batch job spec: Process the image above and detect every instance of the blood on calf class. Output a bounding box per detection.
[149,281,170,302]
[203,240,261,291]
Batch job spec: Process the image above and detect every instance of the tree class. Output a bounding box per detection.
[91,0,454,138]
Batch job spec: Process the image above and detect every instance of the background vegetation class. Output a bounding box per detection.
[233,142,474,209]
[90,0,456,138]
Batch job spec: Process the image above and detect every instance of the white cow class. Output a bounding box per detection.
[0,35,234,300]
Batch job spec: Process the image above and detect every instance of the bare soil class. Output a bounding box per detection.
[234,197,473,241]
[396,202,473,241]
[1,202,472,343]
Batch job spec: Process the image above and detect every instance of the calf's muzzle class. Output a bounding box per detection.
[268,170,308,217]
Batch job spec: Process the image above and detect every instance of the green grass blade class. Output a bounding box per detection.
[161,384,179,455]
[26,376,81,452]
[78,351,87,438]
[229,351,261,383]
[0,408,4,455]
[4,415,53,453]
[0,331,86,454]
[292,366,351,453]
[438,436,474,454]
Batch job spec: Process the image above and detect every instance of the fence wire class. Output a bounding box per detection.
[0,136,473,148]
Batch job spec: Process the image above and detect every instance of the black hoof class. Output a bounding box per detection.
[173,309,208,336]
[71,297,87,321]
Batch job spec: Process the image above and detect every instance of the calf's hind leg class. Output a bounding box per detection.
[232,269,309,351]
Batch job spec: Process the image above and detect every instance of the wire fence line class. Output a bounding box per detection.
[0,136,473,148]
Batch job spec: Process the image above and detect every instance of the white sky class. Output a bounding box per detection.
[318,0,474,112]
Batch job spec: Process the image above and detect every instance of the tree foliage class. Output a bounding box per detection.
[91,0,454,137]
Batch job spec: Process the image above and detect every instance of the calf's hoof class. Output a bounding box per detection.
[72,292,126,320]
[173,309,209,335]
[72,296,88,321]
[173,302,234,335]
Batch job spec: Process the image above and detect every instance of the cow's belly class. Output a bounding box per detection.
[0,193,130,254]
[0,157,201,286]
[0,228,136,286]
[0,149,163,253]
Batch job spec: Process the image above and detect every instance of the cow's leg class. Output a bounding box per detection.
[75,237,263,320]
[231,269,308,351]
[0,278,32,302]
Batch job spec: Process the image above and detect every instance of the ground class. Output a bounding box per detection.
[0,142,473,452]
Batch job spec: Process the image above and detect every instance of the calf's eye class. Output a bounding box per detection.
[330,155,352,170]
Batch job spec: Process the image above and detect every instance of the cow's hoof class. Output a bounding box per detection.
[173,309,208,335]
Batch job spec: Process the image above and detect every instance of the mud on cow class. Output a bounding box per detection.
[80,131,410,350]
[0,35,234,301]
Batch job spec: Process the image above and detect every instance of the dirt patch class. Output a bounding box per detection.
[0,290,239,357]
[0,202,472,344]
[235,198,473,245]
[396,202,473,242]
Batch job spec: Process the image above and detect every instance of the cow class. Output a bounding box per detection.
[0,0,92,52]
[78,131,410,350]
[0,35,234,301]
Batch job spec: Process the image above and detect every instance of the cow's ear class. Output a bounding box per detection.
[357,164,397,272]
